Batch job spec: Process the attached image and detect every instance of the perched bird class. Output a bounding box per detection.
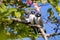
[24,10,46,34]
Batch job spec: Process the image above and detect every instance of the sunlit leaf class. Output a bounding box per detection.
[15,12,21,18]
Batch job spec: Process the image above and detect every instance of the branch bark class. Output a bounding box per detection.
[11,18,60,40]
[10,18,48,40]
[0,0,3,5]
[47,33,60,37]
[10,18,60,40]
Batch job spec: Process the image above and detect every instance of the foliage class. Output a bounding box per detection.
[0,0,60,40]
[0,1,37,40]
[47,0,60,15]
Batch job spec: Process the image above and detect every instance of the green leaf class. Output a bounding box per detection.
[15,12,21,18]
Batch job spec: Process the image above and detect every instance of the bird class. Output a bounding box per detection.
[24,10,46,34]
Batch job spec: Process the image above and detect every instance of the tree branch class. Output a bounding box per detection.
[10,18,42,28]
[0,0,3,5]
[10,18,48,40]
[47,33,60,37]
[10,18,21,22]
[10,18,60,40]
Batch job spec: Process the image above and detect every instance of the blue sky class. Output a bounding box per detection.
[21,0,60,40]
[36,3,60,40]
[6,0,60,40]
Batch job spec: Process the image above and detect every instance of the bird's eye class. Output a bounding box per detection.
[31,11,35,14]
